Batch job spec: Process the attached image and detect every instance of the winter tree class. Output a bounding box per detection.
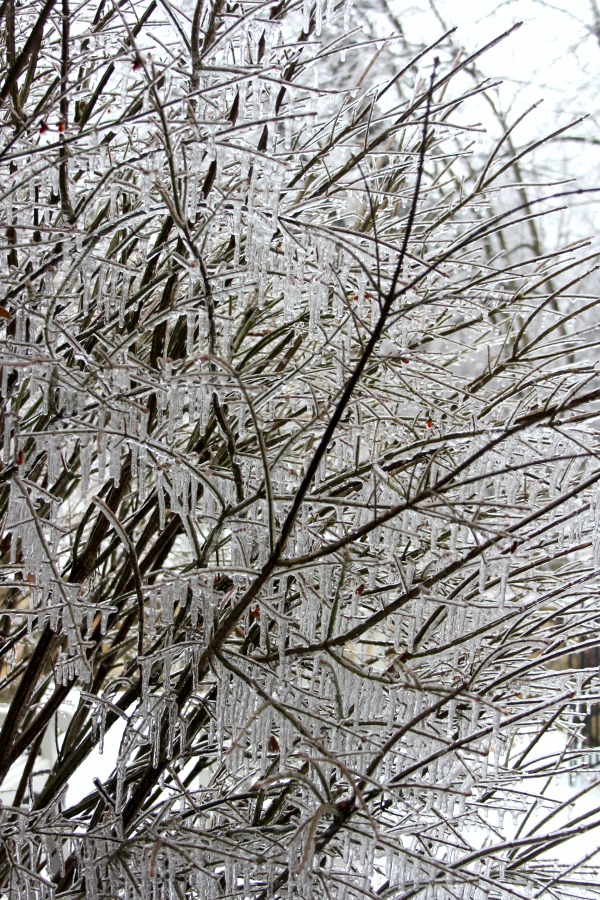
[0,0,599,897]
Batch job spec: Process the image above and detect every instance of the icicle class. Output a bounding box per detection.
[110,182,118,219]
[200,376,211,427]
[148,588,158,636]
[97,431,106,484]
[178,713,187,759]
[47,436,61,483]
[302,0,311,34]
[499,559,510,610]
[3,411,13,460]
[429,520,438,553]
[166,700,177,760]
[162,582,174,627]
[109,435,121,487]
[187,174,198,221]
[138,442,148,502]
[186,310,196,355]
[157,464,166,528]
[315,0,323,35]
[203,586,214,645]
[151,707,162,768]
[140,656,152,709]
[188,577,201,632]
[178,467,190,517]
[478,556,487,594]
[189,472,198,519]
[220,317,231,358]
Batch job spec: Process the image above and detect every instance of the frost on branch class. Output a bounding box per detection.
[0,0,599,898]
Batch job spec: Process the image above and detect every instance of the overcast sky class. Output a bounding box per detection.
[402,1,598,119]
[398,0,600,237]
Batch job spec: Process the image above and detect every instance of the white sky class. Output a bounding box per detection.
[402,1,599,119]
[395,0,600,238]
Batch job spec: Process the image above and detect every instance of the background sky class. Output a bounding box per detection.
[403,0,599,117]
[396,0,600,239]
